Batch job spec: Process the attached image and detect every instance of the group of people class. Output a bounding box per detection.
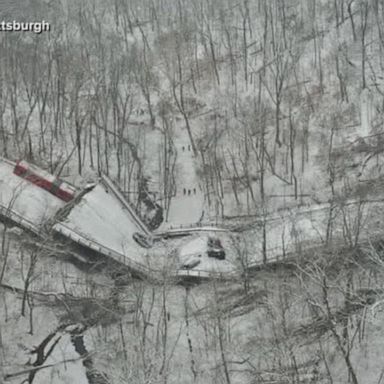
[183,188,196,196]
[181,143,196,196]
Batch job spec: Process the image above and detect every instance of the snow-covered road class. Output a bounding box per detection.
[161,125,204,227]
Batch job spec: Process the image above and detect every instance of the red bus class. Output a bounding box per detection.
[13,161,76,202]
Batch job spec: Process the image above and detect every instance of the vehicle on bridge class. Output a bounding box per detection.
[13,160,76,202]
[179,235,226,270]
[182,255,202,269]
[207,237,225,260]
[132,232,153,248]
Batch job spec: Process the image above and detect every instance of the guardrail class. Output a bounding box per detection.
[154,225,230,237]
[0,200,298,281]
[0,157,16,167]
[100,174,151,236]
[158,222,227,230]
[4,198,380,282]
[54,220,294,281]
[53,222,244,281]
[0,202,40,235]
[0,198,329,282]
[53,222,157,278]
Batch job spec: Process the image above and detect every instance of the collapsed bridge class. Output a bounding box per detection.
[1,157,384,283]
[0,158,250,281]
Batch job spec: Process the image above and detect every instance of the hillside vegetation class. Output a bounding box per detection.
[1,0,384,383]
[1,0,383,218]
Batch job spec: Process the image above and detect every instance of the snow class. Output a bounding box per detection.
[54,184,148,265]
[0,160,66,228]
[0,292,89,384]
[179,236,207,257]
[32,334,89,384]
[3,2,384,383]
[2,148,383,278]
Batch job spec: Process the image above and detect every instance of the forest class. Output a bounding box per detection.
[1,0,384,383]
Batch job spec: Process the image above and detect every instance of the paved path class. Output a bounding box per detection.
[161,123,205,228]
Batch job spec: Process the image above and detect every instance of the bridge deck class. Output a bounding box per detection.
[0,159,66,230]
[52,183,149,266]
[3,157,384,282]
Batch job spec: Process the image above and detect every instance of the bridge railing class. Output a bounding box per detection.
[0,202,40,234]
[0,157,16,167]
[100,174,151,236]
[53,222,290,280]
[156,221,228,231]
[54,223,239,280]
[53,222,156,277]
[4,183,384,282]
[0,200,320,281]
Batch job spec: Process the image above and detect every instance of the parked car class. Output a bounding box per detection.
[207,237,225,260]
[132,232,153,248]
[182,254,202,269]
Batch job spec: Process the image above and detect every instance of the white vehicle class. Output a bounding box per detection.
[182,255,202,269]
[132,232,153,248]
[179,235,226,269]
